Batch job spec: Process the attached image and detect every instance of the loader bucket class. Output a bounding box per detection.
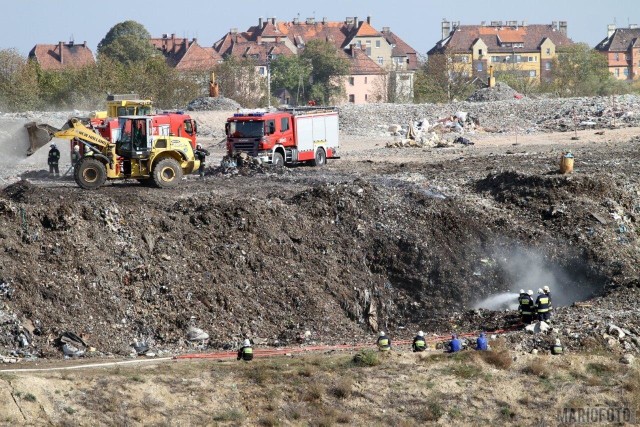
[24,122,60,156]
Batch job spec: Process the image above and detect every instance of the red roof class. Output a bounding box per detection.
[344,47,385,75]
[151,35,222,70]
[28,42,95,71]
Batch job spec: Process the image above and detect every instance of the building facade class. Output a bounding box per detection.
[428,20,574,83]
[28,41,95,71]
[150,34,223,72]
[212,16,418,105]
[595,24,640,80]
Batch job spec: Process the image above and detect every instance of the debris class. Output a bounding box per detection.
[525,321,550,334]
[620,354,635,364]
[186,96,241,111]
[186,326,209,342]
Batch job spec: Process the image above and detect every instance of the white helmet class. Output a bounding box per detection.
[543,286,550,292]
[243,339,251,347]
[196,144,202,149]
[527,290,533,296]
[538,288,544,294]
[417,331,424,337]
[555,339,561,346]
[50,143,56,148]
[379,331,386,337]
[519,289,525,294]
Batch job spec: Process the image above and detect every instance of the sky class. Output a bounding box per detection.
[1,0,638,57]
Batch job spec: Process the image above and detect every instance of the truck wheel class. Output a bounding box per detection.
[74,157,106,190]
[272,152,284,168]
[153,158,183,188]
[312,148,326,167]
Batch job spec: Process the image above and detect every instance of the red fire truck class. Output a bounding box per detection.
[225,107,339,166]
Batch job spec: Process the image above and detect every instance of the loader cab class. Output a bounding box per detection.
[115,116,152,159]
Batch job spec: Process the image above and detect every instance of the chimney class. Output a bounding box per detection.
[162,33,168,39]
[522,20,527,27]
[441,19,451,39]
[270,17,276,25]
[83,41,87,47]
[171,33,176,40]
[58,41,64,63]
[293,17,299,25]
[259,17,263,28]
[322,17,327,24]
[552,21,558,31]
[192,37,197,44]
[559,21,567,35]
[382,26,390,33]
[354,16,359,26]
[306,17,315,25]
[350,44,356,57]
[367,16,371,25]
[607,23,616,37]
[230,27,238,34]
[630,24,639,29]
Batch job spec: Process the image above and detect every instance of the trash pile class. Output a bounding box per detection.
[211,152,289,177]
[338,94,640,137]
[186,96,242,111]
[466,82,521,102]
[385,112,477,148]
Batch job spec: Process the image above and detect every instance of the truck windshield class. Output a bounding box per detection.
[228,120,264,138]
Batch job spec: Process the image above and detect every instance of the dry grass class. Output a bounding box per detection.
[329,378,352,399]
[303,384,324,402]
[478,350,512,370]
[522,359,551,378]
[352,349,380,367]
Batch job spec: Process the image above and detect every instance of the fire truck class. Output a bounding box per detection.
[225,107,339,166]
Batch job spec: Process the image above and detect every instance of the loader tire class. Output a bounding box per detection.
[311,147,326,167]
[153,158,183,188]
[272,152,284,168]
[74,157,107,190]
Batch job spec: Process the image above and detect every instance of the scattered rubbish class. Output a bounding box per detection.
[590,212,608,225]
[559,152,574,174]
[187,326,209,342]
[132,340,150,355]
[454,136,474,146]
[57,331,88,358]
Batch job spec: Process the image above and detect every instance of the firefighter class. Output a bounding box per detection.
[194,144,209,178]
[476,332,488,351]
[237,339,253,361]
[412,330,427,352]
[448,334,462,353]
[48,143,60,177]
[518,290,535,324]
[551,339,563,355]
[543,285,553,313]
[377,331,391,352]
[535,288,551,322]
[71,143,81,167]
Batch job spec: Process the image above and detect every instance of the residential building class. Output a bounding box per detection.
[595,24,640,80]
[150,34,223,72]
[212,16,418,104]
[428,20,574,82]
[28,41,95,71]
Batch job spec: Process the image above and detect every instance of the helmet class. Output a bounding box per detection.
[555,339,561,346]
[379,331,386,337]
[417,331,424,337]
[50,143,56,148]
[73,145,80,151]
[543,285,550,292]
[243,339,251,347]
[527,290,533,296]
[519,289,525,294]
[196,144,202,149]
[538,288,544,294]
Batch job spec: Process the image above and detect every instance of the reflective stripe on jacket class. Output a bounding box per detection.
[536,295,550,313]
[377,337,391,351]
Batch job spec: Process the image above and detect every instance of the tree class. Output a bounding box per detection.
[300,40,350,105]
[270,55,312,105]
[548,43,628,97]
[0,49,39,111]
[97,21,156,64]
[414,53,474,103]
[214,56,264,108]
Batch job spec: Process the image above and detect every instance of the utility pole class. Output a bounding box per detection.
[267,54,272,109]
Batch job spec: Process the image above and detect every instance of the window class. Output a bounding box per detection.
[479,49,483,55]
[377,57,384,65]
[546,48,551,55]
[545,62,551,71]
[365,94,368,101]
[461,56,469,63]
[529,70,537,77]
[348,77,355,85]
[375,40,381,48]
[258,67,266,75]
[348,94,355,103]
[615,53,619,61]
[624,68,629,76]
[364,76,368,84]
[366,40,371,46]
[528,56,537,62]
[625,54,630,60]
[477,62,483,72]
[615,68,620,76]
[280,117,289,132]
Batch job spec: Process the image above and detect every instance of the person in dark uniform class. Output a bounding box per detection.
[48,143,60,177]
[237,339,253,361]
[519,290,535,324]
[194,144,210,178]
[535,288,551,322]
[412,331,427,352]
[377,331,391,352]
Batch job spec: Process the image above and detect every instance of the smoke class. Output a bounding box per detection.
[473,244,604,310]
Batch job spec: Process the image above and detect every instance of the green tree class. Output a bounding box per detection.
[270,55,312,105]
[0,49,39,111]
[549,43,628,97]
[97,20,156,64]
[300,40,350,105]
[414,53,474,103]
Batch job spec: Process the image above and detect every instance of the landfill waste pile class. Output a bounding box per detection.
[186,96,242,111]
[466,81,521,102]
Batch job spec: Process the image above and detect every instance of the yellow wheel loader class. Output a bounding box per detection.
[28,117,199,190]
